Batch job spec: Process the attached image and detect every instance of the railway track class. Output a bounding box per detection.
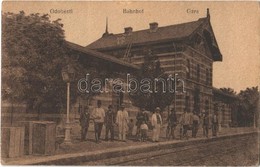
[82,133,257,166]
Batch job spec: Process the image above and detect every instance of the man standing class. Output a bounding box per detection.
[203,111,210,138]
[151,107,162,142]
[92,100,105,143]
[128,119,135,137]
[192,111,200,138]
[180,109,192,140]
[167,108,178,139]
[136,108,149,141]
[79,106,90,141]
[116,104,129,142]
[212,111,219,137]
[105,105,115,141]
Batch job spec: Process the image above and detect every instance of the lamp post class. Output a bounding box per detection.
[61,64,75,144]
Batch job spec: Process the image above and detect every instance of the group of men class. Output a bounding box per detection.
[135,107,163,142]
[79,100,129,143]
[79,100,164,143]
[79,100,219,143]
[166,109,219,140]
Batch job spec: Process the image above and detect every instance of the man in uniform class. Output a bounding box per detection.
[203,111,210,138]
[105,105,115,141]
[79,106,90,141]
[92,100,105,143]
[180,109,192,140]
[212,111,219,137]
[192,111,200,138]
[151,107,162,142]
[136,108,149,141]
[167,108,178,139]
[116,104,129,142]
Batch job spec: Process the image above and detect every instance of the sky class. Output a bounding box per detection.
[2,1,260,92]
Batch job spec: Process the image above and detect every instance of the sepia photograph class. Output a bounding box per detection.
[1,1,260,166]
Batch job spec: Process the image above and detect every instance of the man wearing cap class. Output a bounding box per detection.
[202,111,210,138]
[79,106,90,141]
[167,108,178,139]
[105,105,115,141]
[116,104,129,141]
[212,111,218,137]
[180,109,193,140]
[136,108,149,141]
[192,111,200,138]
[92,100,105,143]
[151,107,163,142]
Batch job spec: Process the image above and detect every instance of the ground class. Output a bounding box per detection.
[2,125,259,165]
[82,133,259,166]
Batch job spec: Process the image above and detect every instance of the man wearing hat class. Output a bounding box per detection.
[167,108,177,139]
[116,103,129,141]
[105,105,115,141]
[151,107,163,142]
[202,111,210,138]
[136,108,149,141]
[92,100,105,143]
[212,111,218,137]
[179,108,193,140]
[79,106,90,141]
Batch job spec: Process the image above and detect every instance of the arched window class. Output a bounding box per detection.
[197,64,200,82]
[206,68,209,85]
[185,96,190,111]
[205,100,209,111]
[186,59,191,79]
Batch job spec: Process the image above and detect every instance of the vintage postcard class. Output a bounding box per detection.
[1,1,259,166]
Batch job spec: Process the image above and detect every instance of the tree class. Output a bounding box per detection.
[238,87,259,127]
[219,88,237,96]
[219,87,239,126]
[2,11,99,116]
[128,48,175,112]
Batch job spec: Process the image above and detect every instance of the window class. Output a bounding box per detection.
[185,96,190,111]
[197,64,200,82]
[206,68,209,85]
[193,88,200,112]
[205,100,209,112]
[186,59,191,79]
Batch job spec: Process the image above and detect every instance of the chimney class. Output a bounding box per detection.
[102,17,109,37]
[207,8,210,20]
[124,27,133,35]
[149,22,158,32]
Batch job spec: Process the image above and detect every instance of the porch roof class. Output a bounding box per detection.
[66,41,140,71]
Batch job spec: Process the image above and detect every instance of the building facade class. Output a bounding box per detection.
[3,9,237,128]
[86,9,222,117]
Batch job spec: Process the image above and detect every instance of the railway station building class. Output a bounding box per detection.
[85,9,225,121]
